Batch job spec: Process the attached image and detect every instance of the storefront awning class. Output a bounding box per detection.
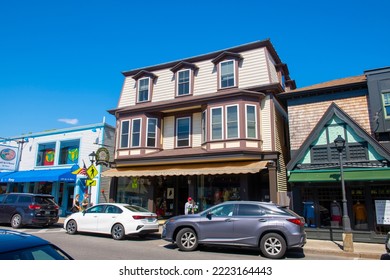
[0,168,76,183]
[288,168,390,183]
[102,161,268,177]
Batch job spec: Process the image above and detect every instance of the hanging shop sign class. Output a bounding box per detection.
[96,147,110,166]
[0,145,18,171]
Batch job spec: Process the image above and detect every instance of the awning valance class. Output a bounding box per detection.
[288,168,390,183]
[0,168,76,183]
[102,161,268,177]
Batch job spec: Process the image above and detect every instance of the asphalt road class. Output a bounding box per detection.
[0,224,354,260]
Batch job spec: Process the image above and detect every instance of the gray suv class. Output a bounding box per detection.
[162,201,306,259]
[0,193,59,228]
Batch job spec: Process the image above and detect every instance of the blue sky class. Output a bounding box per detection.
[1,0,389,138]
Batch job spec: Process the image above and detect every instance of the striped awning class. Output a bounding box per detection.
[102,161,268,177]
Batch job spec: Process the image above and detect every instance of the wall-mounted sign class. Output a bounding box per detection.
[0,145,18,171]
[375,200,390,225]
[96,147,110,166]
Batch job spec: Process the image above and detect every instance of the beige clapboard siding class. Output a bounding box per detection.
[163,116,175,150]
[239,48,270,87]
[152,69,175,102]
[266,51,279,84]
[118,77,135,108]
[193,59,218,96]
[192,112,202,147]
[260,96,272,151]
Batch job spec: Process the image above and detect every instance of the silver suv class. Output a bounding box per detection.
[0,193,59,228]
[162,201,306,259]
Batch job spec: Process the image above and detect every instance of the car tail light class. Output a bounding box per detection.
[287,218,305,226]
[29,204,41,210]
[133,215,157,220]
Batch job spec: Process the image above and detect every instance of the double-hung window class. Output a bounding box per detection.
[177,69,190,96]
[176,117,191,147]
[382,91,390,119]
[220,60,235,88]
[131,119,141,147]
[226,105,238,139]
[138,78,150,102]
[147,118,157,147]
[120,120,130,148]
[246,105,257,138]
[211,107,223,140]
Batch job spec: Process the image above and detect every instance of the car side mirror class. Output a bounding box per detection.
[207,212,213,219]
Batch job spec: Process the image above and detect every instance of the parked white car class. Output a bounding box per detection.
[64,203,159,240]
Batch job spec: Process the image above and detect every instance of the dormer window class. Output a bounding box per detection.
[170,61,197,97]
[220,60,235,88]
[138,78,150,102]
[382,91,390,119]
[212,51,242,90]
[132,70,157,103]
[178,69,190,96]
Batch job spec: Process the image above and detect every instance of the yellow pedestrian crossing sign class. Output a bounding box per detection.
[87,164,98,179]
[86,179,96,187]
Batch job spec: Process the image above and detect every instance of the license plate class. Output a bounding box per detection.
[147,218,154,222]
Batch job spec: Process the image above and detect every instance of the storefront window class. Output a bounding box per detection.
[36,143,56,166]
[116,177,149,209]
[59,140,80,165]
[197,175,240,212]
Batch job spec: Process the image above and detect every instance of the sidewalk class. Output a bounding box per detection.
[304,238,385,259]
[58,217,386,259]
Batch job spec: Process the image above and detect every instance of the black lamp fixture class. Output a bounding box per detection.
[89,151,96,164]
[334,134,346,153]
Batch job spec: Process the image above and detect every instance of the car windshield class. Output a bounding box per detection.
[124,205,150,213]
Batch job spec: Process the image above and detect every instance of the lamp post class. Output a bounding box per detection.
[88,151,96,207]
[334,135,354,252]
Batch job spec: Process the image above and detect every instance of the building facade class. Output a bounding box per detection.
[0,122,115,216]
[104,39,296,217]
[280,68,390,242]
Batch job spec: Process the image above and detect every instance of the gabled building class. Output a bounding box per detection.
[104,39,296,216]
[279,68,390,242]
[0,121,115,216]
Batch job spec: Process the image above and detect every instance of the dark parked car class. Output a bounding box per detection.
[0,229,73,260]
[386,231,390,253]
[162,201,306,259]
[0,193,59,228]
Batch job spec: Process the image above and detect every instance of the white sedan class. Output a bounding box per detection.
[64,203,159,240]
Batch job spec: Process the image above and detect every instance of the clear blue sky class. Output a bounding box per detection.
[1,0,389,138]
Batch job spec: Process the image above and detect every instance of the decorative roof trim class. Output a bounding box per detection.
[170,61,198,73]
[211,51,243,65]
[132,70,158,81]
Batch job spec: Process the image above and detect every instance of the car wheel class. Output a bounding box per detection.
[66,219,78,234]
[11,214,22,229]
[176,228,198,251]
[260,233,286,259]
[111,223,125,240]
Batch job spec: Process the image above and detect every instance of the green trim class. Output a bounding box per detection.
[288,168,390,182]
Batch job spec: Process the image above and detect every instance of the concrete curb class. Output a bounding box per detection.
[304,247,382,260]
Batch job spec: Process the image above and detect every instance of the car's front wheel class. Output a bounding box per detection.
[176,228,198,251]
[11,213,22,229]
[66,219,78,234]
[111,223,125,240]
[260,232,286,259]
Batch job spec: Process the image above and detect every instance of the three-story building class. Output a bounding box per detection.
[103,39,296,217]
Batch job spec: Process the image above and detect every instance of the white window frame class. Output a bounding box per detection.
[382,91,390,119]
[138,77,150,102]
[211,107,224,140]
[177,69,191,96]
[131,118,142,147]
[147,118,158,147]
[176,117,191,147]
[245,104,257,138]
[225,104,239,139]
[201,110,207,143]
[219,60,236,89]
[119,120,130,148]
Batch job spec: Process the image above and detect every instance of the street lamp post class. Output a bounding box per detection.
[334,135,354,252]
